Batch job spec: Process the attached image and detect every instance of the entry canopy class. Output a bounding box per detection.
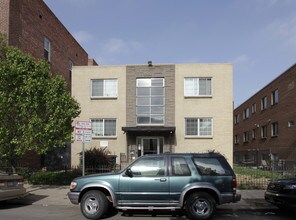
[122,126,176,133]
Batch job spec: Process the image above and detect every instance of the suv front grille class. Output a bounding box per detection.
[267,183,284,193]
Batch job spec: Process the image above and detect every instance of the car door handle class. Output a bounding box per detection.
[155,178,167,182]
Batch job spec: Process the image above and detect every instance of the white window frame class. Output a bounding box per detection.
[185,117,213,138]
[91,118,117,137]
[91,79,118,98]
[184,77,212,97]
[44,37,51,62]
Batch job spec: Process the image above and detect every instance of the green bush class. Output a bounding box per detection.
[28,169,81,185]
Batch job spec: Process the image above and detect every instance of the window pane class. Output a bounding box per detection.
[137,116,150,124]
[92,80,104,96]
[151,97,164,105]
[137,87,150,96]
[104,119,116,136]
[151,87,164,96]
[151,106,164,114]
[104,80,117,97]
[199,78,211,95]
[186,118,198,135]
[151,115,164,124]
[199,118,212,136]
[92,119,103,136]
[137,97,150,106]
[137,106,150,114]
[137,79,151,87]
[184,78,198,96]
[151,78,164,87]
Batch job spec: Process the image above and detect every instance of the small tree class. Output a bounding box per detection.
[0,37,81,170]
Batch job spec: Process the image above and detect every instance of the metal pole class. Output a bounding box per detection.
[82,141,85,176]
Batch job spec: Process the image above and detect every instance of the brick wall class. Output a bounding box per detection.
[126,64,175,127]
[234,63,296,162]
[0,0,89,87]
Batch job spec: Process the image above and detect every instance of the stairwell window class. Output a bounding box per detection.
[136,78,165,125]
[184,77,212,97]
[91,79,118,98]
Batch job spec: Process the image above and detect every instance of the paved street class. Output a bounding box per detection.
[0,185,295,220]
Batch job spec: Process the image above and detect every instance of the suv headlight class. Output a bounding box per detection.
[70,181,77,190]
[283,184,296,190]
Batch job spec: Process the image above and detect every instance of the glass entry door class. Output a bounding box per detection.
[137,137,163,156]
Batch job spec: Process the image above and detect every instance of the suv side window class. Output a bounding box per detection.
[172,157,191,176]
[130,157,165,177]
[193,157,230,176]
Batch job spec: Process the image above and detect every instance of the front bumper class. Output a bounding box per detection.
[265,191,296,207]
[68,191,80,205]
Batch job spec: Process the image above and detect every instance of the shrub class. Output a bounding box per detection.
[28,169,81,185]
[80,147,113,167]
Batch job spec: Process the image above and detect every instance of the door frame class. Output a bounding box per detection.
[137,136,164,156]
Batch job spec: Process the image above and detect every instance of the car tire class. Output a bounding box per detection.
[185,192,216,220]
[80,190,108,220]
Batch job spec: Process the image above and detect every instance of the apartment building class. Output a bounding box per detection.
[0,0,90,89]
[71,63,233,168]
[234,63,296,167]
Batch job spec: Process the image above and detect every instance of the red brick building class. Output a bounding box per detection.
[233,63,296,168]
[0,0,90,89]
[0,0,96,169]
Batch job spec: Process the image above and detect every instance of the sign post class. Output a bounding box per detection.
[75,121,92,176]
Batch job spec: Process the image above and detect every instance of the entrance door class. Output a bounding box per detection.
[137,137,163,156]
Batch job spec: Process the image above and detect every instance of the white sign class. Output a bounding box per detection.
[100,141,108,147]
[75,121,92,143]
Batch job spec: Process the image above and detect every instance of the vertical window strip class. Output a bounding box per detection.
[136,78,164,125]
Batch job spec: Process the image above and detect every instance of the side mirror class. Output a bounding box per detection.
[125,168,133,177]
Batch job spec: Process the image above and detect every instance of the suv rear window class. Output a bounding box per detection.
[193,157,230,176]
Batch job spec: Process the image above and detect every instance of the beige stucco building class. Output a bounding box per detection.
[71,63,233,168]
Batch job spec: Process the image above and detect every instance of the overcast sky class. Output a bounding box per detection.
[44,0,296,108]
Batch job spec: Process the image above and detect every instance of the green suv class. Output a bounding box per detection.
[68,153,241,220]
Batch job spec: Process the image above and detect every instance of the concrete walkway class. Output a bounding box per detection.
[20,184,276,210]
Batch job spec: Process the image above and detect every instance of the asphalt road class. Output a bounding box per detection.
[0,201,295,220]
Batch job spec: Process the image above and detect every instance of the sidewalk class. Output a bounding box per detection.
[22,184,277,210]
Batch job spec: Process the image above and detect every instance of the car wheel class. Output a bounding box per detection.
[185,192,216,220]
[80,190,108,219]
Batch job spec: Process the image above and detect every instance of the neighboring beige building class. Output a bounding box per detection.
[71,63,233,167]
